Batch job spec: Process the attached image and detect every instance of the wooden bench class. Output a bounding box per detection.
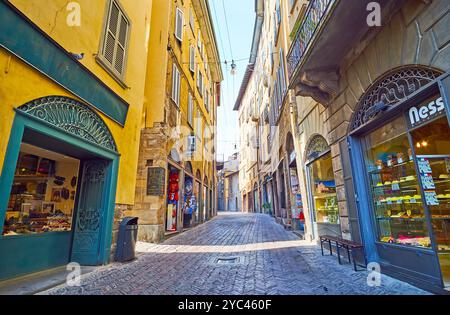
[319,235,367,271]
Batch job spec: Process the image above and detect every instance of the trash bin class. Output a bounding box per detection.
[115,217,139,262]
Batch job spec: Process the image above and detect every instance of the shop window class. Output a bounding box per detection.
[411,116,450,284]
[3,143,79,236]
[364,116,431,248]
[310,152,339,224]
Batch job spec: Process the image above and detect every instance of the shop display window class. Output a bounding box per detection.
[166,168,180,232]
[310,152,339,224]
[2,143,79,236]
[364,117,431,248]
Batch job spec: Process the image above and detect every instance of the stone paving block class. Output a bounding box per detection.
[43,213,431,296]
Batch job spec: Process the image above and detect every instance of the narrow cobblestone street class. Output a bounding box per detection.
[43,213,429,295]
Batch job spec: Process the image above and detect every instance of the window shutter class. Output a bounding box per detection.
[176,68,181,106]
[172,64,177,103]
[190,46,195,73]
[188,93,193,125]
[172,64,181,106]
[175,8,183,42]
[102,0,130,78]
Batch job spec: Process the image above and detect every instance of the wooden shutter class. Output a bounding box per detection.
[190,46,195,73]
[102,0,129,78]
[175,8,183,41]
[172,64,180,105]
[188,93,193,125]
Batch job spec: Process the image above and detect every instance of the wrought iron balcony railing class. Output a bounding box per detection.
[287,0,337,80]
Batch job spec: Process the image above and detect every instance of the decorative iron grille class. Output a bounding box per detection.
[351,66,442,131]
[17,96,118,152]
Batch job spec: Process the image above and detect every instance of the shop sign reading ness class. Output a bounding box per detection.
[408,95,445,128]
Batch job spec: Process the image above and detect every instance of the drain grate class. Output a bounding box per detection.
[216,257,240,264]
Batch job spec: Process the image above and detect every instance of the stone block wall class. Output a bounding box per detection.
[128,122,170,243]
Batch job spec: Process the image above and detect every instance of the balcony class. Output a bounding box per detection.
[287,0,402,105]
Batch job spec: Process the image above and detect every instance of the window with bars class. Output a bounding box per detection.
[175,7,184,42]
[98,0,131,84]
[172,63,181,106]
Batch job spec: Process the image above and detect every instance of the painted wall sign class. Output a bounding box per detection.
[146,167,166,196]
[407,95,445,128]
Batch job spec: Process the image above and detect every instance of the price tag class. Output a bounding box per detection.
[392,183,400,191]
[396,199,403,204]
[410,198,417,203]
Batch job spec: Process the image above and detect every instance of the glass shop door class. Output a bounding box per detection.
[412,117,450,287]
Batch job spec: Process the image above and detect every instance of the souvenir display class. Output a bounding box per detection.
[2,145,79,236]
[166,170,180,232]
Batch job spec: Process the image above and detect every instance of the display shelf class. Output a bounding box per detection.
[13,175,51,182]
[368,160,415,174]
[313,193,337,199]
[376,217,426,221]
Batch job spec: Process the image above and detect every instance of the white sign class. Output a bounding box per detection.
[408,96,445,127]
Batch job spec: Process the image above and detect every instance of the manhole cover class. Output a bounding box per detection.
[216,257,239,264]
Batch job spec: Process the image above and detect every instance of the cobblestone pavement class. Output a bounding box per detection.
[43,213,430,295]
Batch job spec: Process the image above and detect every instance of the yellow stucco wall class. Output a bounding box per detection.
[144,0,219,185]
[1,0,153,205]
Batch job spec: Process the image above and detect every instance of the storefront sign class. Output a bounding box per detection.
[407,96,445,128]
[146,167,165,196]
[439,73,450,127]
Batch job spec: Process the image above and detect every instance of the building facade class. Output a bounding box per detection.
[0,0,153,280]
[287,0,450,292]
[131,0,223,242]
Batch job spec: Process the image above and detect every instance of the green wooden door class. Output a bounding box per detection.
[71,160,109,265]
